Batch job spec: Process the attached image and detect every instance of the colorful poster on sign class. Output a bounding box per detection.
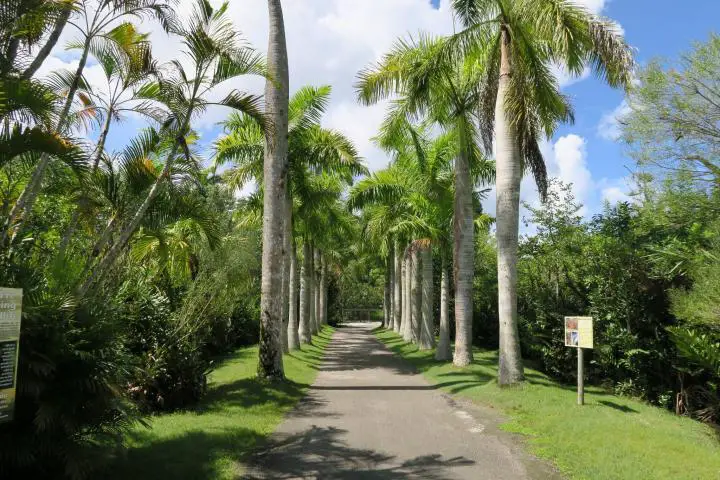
[0,288,22,424]
[565,316,593,349]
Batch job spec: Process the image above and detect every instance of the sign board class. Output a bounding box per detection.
[0,288,22,424]
[564,316,593,349]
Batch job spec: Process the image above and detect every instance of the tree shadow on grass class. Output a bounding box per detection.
[243,425,475,479]
[109,428,265,480]
[197,378,311,413]
[598,400,638,413]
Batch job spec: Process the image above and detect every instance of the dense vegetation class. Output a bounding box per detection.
[1,0,719,478]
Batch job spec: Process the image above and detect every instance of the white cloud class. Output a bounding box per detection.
[572,0,608,14]
[545,134,592,215]
[597,100,630,141]
[598,176,635,205]
[36,0,624,176]
[483,133,629,229]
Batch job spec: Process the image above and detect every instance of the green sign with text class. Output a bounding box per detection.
[0,288,22,424]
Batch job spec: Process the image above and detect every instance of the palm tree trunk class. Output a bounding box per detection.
[495,26,524,385]
[280,192,292,354]
[419,242,435,350]
[280,250,290,354]
[299,240,311,344]
[401,247,412,342]
[453,122,475,367]
[4,35,91,245]
[410,246,421,344]
[393,240,402,332]
[435,252,452,360]
[308,243,316,335]
[257,0,289,380]
[22,7,71,79]
[384,254,391,328]
[313,248,321,334]
[287,241,300,350]
[319,252,327,326]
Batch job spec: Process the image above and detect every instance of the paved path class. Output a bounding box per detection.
[244,323,560,479]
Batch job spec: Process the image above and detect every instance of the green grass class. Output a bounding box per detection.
[375,328,720,480]
[107,327,334,480]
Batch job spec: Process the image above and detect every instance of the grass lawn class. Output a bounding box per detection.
[107,326,334,480]
[375,328,720,480]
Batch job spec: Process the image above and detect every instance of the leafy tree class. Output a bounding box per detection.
[623,34,720,187]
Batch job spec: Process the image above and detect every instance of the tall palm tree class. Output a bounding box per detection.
[356,34,492,366]
[79,0,265,297]
[258,0,290,379]
[451,0,633,384]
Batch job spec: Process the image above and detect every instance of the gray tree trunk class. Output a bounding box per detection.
[419,243,435,350]
[435,253,452,360]
[308,244,316,336]
[384,253,391,328]
[401,249,413,342]
[299,240,312,344]
[495,26,524,385]
[453,123,475,366]
[287,242,300,350]
[410,247,421,344]
[257,0,289,380]
[393,240,402,332]
[320,252,327,328]
[280,249,290,354]
[314,248,321,333]
[22,7,71,79]
[280,191,292,354]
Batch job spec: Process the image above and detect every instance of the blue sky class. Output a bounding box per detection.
[40,0,720,218]
[553,0,720,211]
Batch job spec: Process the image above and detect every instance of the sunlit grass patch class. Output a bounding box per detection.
[107,327,334,480]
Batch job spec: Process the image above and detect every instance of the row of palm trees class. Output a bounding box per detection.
[347,0,633,383]
[215,84,366,369]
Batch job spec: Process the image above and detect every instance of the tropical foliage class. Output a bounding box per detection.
[2,0,720,478]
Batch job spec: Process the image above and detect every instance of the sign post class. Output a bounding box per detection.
[565,316,593,406]
[0,288,22,424]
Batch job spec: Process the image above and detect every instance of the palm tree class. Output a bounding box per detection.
[59,24,158,253]
[356,34,492,366]
[451,0,633,384]
[79,0,265,297]
[3,0,174,246]
[257,0,290,379]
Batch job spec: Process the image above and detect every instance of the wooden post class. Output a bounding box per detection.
[577,347,585,406]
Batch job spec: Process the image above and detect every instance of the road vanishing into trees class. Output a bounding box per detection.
[244,323,560,479]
